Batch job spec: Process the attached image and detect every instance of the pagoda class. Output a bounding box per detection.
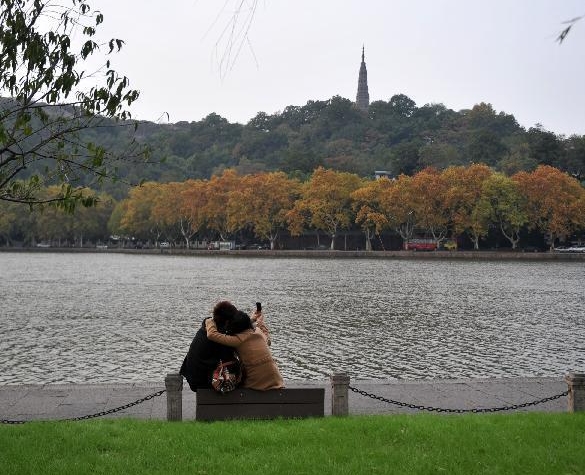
[355,46,369,111]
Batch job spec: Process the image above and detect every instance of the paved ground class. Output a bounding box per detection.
[0,377,569,423]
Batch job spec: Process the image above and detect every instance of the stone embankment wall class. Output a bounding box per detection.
[3,247,585,261]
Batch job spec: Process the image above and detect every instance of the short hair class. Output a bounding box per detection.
[225,310,254,335]
[212,301,238,328]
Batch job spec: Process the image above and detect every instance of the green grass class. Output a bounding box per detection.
[1,413,584,474]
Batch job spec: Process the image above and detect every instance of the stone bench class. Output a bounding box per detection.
[165,373,350,421]
[195,387,324,421]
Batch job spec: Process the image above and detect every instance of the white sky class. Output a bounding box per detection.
[91,0,585,136]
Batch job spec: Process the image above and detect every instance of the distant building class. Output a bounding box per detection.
[355,46,370,112]
[374,171,392,180]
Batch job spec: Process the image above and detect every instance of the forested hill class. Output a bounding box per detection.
[73,93,585,197]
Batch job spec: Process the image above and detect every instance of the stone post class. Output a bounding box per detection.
[165,373,183,421]
[565,372,585,412]
[331,373,350,416]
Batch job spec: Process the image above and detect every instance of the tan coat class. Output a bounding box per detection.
[205,318,284,390]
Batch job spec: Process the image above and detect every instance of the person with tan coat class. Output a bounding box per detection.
[205,309,284,390]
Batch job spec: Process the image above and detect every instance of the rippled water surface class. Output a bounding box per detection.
[1,252,584,384]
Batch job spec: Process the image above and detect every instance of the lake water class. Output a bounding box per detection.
[0,251,584,384]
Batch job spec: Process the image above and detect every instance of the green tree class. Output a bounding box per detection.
[477,173,528,249]
[0,0,144,209]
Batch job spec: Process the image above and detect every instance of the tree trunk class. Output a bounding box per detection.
[364,227,373,251]
[472,235,479,250]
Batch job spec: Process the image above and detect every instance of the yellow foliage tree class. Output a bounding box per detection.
[378,174,418,248]
[201,169,241,241]
[119,182,165,243]
[351,178,392,251]
[227,172,301,249]
[289,167,363,250]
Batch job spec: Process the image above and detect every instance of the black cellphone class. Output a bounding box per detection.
[256,302,262,312]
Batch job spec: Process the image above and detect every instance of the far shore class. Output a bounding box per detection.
[2,246,585,261]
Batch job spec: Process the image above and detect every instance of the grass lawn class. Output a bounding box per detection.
[1,412,584,474]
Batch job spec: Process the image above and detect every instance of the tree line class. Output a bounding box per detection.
[2,164,584,251]
[3,0,584,220]
[94,97,585,197]
[13,95,585,205]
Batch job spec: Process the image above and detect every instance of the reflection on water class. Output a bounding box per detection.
[1,252,584,384]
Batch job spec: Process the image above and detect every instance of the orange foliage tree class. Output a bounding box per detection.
[409,168,451,243]
[181,179,211,248]
[200,169,241,241]
[514,165,585,249]
[442,164,493,249]
[151,182,198,247]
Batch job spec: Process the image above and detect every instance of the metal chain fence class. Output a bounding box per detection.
[1,389,166,424]
[349,385,569,413]
[1,384,571,423]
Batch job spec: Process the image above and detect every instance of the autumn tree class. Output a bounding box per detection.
[180,179,211,247]
[0,0,145,209]
[227,172,300,249]
[288,167,363,250]
[146,182,197,246]
[409,168,450,243]
[378,174,417,248]
[514,165,585,249]
[201,169,241,241]
[351,178,391,251]
[118,182,164,243]
[442,164,493,249]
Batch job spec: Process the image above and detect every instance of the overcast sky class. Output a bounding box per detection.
[92,0,585,136]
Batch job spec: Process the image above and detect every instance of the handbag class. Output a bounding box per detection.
[211,353,243,394]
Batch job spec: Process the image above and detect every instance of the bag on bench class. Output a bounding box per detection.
[211,354,243,394]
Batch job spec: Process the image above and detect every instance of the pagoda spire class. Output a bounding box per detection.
[356,45,369,111]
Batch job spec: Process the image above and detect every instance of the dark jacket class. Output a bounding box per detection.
[180,318,235,392]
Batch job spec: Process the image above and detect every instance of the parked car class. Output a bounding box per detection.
[566,246,585,253]
[520,245,544,253]
[160,242,170,248]
[249,243,269,250]
[304,244,330,250]
[554,246,585,253]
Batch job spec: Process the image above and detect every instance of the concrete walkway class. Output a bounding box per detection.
[0,377,569,422]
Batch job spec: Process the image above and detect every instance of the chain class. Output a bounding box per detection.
[1,385,570,422]
[349,386,569,414]
[1,389,166,424]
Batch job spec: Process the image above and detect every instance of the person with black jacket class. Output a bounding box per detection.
[179,300,238,392]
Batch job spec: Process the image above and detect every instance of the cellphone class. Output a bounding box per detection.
[256,302,262,312]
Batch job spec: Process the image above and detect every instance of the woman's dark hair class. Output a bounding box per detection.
[213,301,238,330]
[225,310,254,335]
